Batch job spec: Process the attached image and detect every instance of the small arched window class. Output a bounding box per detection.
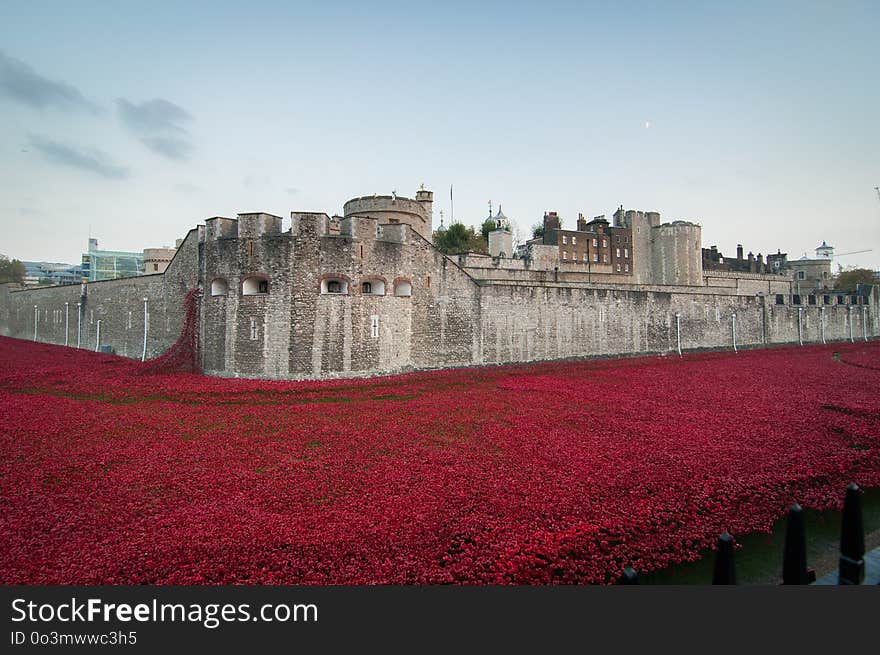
[361,279,385,295]
[321,277,349,294]
[243,276,269,295]
[394,280,412,297]
[211,278,229,296]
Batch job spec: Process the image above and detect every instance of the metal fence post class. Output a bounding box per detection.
[782,503,815,584]
[838,483,865,585]
[619,567,639,584]
[712,531,736,584]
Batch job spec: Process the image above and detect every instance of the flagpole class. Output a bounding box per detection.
[450,184,454,224]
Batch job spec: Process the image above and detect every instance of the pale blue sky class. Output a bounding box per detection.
[2,0,878,269]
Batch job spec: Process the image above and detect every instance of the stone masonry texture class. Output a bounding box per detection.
[1,193,877,380]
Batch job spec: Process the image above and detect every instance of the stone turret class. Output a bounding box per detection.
[815,241,834,260]
[415,187,433,228]
[488,204,513,258]
[614,206,702,285]
[344,187,433,241]
[650,221,702,286]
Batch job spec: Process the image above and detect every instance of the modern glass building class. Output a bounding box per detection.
[81,238,144,282]
[21,261,83,286]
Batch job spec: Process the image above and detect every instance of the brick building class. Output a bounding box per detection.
[702,244,768,274]
[540,211,633,274]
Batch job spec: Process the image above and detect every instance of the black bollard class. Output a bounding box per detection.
[712,531,736,585]
[782,504,816,584]
[619,566,639,585]
[838,483,865,585]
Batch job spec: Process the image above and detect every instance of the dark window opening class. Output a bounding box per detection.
[321,277,349,294]
[775,294,784,305]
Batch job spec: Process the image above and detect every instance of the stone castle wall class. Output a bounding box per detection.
[1,209,877,380]
[478,282,876,365]
[198,211,480,378]
[0,229,200,358]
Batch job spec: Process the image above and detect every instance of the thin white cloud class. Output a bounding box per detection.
[28,134,128,179]
[0,51,98,113]
[117,98,194,161]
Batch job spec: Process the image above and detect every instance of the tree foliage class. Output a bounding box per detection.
[0,255,25,284]
[834,268,875,293]
[480,218,496,240]
[433,223,488,255]
[531,223,544,239]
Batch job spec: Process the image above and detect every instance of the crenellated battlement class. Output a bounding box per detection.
[1,186,875,381]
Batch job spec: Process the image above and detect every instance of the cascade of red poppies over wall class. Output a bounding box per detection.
[0,336,878,584]
[139,288,201,375]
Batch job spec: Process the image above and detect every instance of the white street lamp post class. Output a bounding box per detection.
[731,311,737,353]
[141,298,149,361]
[797,308,803,346]
[675,313,682,356]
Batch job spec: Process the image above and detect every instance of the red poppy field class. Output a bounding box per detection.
[1,336,878,584]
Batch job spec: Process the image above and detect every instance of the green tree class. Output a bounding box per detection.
[531,223,544,239]
[480,218,496,240]
[0,255,25,284]
[433,223,487,255]
[834,268,875,293]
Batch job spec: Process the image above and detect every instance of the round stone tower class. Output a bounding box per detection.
[650,221,703,286]
[343,187,433,241]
